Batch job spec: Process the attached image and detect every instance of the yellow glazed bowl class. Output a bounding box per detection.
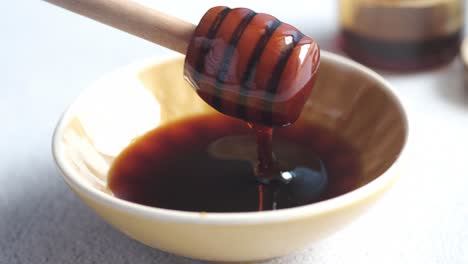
[52,51,408,262]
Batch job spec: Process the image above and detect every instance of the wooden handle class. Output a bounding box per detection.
[44,0,196,54]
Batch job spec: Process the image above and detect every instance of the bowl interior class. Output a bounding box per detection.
[55,54,407,203]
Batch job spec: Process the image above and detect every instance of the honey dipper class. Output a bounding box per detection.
[45,0,320,127]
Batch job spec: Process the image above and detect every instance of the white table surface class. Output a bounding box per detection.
[2,1,468,263]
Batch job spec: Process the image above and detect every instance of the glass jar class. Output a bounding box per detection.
[339,0,464,71]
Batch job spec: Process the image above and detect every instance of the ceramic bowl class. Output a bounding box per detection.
[52,51,408,262]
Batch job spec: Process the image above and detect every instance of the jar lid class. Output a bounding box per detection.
[342,1,463,41]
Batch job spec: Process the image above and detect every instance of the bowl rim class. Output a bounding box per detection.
[52,51,409,225]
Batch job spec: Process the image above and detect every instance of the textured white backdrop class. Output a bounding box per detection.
[1,1,468,263]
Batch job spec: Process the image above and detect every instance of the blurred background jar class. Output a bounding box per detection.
[339,0,464,71]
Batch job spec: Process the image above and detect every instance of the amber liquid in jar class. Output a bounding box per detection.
[339,0,464,71]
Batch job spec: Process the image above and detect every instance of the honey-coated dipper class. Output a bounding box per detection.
[45,0,320,127]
